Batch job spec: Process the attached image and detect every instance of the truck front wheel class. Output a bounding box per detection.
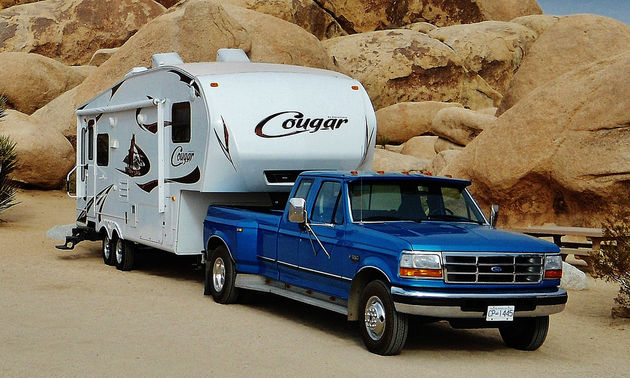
[205,246,240,304]
[499,316,549,351]
[359,280,408,355]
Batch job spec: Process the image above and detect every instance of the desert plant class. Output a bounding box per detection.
[0,96,20,214]
[589,209,630,317]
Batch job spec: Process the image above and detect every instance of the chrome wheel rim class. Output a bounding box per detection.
[364,295,386,341]
[115,239,124,264]
[103,235,111,260]
[212,257,226,293]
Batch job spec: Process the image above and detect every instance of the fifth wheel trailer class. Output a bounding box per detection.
[57,49,377,271]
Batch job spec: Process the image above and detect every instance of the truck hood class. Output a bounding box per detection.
[360,221,559,253]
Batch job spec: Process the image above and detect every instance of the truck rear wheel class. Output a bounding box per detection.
[102,234,115,266]
[499,316,549,351]
[114,238,135,271]
[205,245,240,304]
[359,280,408,355]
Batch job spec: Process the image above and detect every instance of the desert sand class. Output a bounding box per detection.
[1,190,629,377]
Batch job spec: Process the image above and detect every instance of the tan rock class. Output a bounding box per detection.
[0,0,40,9]
[475,0,542,22]
[431,106,496,146]
[376,102,462,144]
[428,21,537,94]
[400,135,438,161]
[314,0,541,33]
[372,148,431,173]
[213,0,347,40]
[445,50,630,228]
[324,30,502,110]
[0,0,166,65]
[401,22,437,34]
[434,137,463,153]
[31,86,79,139]
[88,48,120,67]
[0,110,74,189]
[497,15,630,115]
[0,52,87,115]
[510,14,561,37]
[427,149,460,176]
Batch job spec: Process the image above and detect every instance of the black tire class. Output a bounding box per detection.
[205,245,239,304]
[359,280,408,355]
[499,316,549,351]
[114,237,135,271]
[102,234,115,266]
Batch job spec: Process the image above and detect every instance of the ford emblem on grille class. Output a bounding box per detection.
[491,266,503,273]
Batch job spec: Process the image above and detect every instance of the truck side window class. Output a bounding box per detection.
[96,134,109,166]
[311,181,343,224]
[172,102,191,143]
[293,178,314,200]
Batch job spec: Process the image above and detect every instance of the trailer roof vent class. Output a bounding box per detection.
[152,52,184,68]
[216,48,250,63]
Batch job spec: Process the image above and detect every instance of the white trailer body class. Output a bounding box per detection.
[64,51,376,257]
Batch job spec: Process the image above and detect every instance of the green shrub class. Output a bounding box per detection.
[0,96,19,214]
[590,209,630,316]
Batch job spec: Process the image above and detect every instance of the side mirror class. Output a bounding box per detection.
[288,197,307,224]
[490,204,499,228]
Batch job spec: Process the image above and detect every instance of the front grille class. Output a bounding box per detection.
[443,253,543,284]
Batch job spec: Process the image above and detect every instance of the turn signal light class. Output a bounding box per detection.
[544,269,562,279]
[400,268,443,278]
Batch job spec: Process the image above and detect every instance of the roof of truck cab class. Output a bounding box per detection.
[299,171,472,186]
[167,62,354,80]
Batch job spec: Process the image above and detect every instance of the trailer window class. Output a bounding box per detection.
[172,102,191,143]
[96,134,109,166]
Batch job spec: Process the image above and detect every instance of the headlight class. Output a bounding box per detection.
[399,252,442,279]
[544,255,563,279]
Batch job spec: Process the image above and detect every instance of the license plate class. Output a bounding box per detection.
[486,306,515,321]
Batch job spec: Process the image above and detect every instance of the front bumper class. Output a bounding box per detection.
[391,286,567,318]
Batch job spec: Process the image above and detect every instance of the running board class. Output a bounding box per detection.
[235,274,348,316]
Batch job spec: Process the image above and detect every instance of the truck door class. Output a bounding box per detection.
[297,180,353,299]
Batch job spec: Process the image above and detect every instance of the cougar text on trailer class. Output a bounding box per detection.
[57,49,376,271]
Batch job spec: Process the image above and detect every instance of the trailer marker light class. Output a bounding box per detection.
[211,82,219,87]
[351,85,359,90]
[237,228,243,232]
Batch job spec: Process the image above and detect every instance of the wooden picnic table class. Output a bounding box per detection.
[511,225,607,264]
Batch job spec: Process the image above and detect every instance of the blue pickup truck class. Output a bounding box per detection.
[202,171,567,355]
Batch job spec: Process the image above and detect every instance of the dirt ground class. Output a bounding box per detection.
[1,190,629,378]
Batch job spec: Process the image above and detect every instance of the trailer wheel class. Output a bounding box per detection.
[102,234,115,266]
[359,280,408,355]
[205,246,239,304]
[499,316,549,351]
[114,238,135,271]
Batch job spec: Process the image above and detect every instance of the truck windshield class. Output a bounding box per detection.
[348,180,486,224]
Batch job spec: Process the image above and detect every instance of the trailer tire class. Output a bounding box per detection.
[114,238,135,271]
[499,316,549,351]
[102,234,115,266]
[206,246,239,304]
[359,280,408,355]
